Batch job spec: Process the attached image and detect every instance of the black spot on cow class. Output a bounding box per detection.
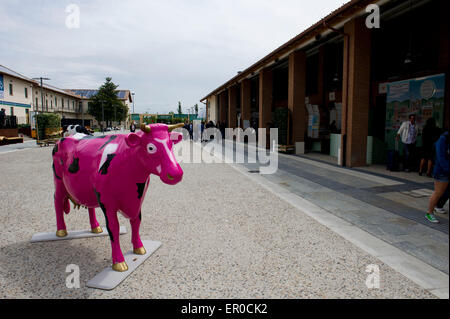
[99,154,116,175]
[99,135,118,151]
[94,189,114,243]
[137,183,146,199]
[75,125,92,135]
[68,157,80,174]
[60,138,66,143]
[139,211,142,221]
[52,144,58,156]
[52,163,62,180]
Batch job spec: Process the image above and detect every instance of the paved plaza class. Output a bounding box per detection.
[0,139,447,298]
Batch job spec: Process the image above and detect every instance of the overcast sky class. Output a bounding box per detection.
[0,0,346,114]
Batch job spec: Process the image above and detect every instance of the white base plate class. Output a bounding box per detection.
[30,226,127,243]
[86,240,162,290]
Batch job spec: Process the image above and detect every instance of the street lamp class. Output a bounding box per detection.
[32,77,50,141]
[98,99,106,134]
[32,77,50,113]
[131,92,135,114]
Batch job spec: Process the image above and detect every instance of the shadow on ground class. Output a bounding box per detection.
[0,238,110,298]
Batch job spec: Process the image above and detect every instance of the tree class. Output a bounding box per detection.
[177,101,182,115]
[88,77,128,128]
[194,103,199,115]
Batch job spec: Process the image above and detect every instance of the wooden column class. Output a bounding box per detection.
[288,50,306,154]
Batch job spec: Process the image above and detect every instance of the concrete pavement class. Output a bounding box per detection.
[0,140,439,298]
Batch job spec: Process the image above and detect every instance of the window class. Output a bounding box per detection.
[62,98,64,109]
[72,101,74,109]
[35,97,38,108]
[10,107,14,116]
[24,87,28,98]
[9,83,13,96]
[46,100,48,112]
[51,100,53,109]
[55,97,57,107]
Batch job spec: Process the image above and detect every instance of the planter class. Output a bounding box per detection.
[45,127,62,139]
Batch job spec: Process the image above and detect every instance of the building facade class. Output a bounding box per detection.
[0,64,134,129]
[201,0,449,168]
[0,65,34,124]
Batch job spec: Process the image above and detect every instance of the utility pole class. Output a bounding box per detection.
[32,77,50,141]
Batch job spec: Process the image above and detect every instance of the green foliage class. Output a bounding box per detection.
[194,104,198,114]
[88,77,128,125]
[143,115,157,124]
[170,118,184,124]
[36,113,61,139]
[177,102,182,115]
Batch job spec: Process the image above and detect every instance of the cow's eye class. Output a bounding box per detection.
[147,143,157,154]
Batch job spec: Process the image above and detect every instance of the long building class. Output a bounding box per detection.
[200,0,449,167]
[0,64,133,129]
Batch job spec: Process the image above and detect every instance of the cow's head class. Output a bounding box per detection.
[125,123,184,185]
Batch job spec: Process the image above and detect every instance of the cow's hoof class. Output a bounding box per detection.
[91,226,103,234]
[133,247,146,255]
[56,230,68,237]
[112,262,128,272]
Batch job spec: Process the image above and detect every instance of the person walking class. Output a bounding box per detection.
[130,121,136,133]
[419,117,441,177]
[396,114,418,172]
[425,131,449,224]
[0,108,6,129]
[434,185,448,215]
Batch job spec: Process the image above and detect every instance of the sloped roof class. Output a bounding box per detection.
[0,64,35,83]
[1,64,82,98]
[200,0,374,101]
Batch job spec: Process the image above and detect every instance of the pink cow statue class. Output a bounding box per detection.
[51,123,184,272]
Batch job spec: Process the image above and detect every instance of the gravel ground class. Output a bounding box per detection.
[0,142,435,298]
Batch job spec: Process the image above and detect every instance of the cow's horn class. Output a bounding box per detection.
[168,123,184,132]
[140,124,151,133]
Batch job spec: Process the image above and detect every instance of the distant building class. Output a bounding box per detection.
[200,0,449,168]
[0,64,133,129]
[66,89,133,127]
[0,65,35,124]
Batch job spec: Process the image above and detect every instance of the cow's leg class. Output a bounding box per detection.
[54,188,68,237]
[130,211,145,255]
[95,190,127,272]
[106,210,128,272]
[88,208,103,233]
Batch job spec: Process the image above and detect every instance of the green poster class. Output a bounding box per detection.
[385,73,445,150]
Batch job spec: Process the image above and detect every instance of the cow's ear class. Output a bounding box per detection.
[126,133,141,147]
[170,132,183,145]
